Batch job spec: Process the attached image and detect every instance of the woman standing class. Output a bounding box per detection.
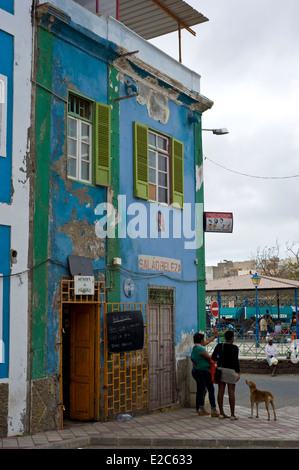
[212,330,240,420]
[191,333,219,417]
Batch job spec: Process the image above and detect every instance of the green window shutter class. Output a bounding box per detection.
[171,138,184,208]
[95,102,111,186]
[133,122,149,200]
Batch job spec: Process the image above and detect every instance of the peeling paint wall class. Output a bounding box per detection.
[40,4,206,358]
[31,0,211,429]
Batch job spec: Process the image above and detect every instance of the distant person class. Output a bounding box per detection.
[265,338,278,377]
[268,315,275,333]
[259,316,267,339]
[212,330,240,420]
[265,309,273,333]
[290,313,297,332]
[274,321,282,335]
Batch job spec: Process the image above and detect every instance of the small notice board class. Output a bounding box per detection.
[106,310,144,353]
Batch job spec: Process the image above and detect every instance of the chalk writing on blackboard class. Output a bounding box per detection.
[107,310,144,353]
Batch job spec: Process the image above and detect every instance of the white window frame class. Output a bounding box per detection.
[148,131,170,204]
[67,94,92,184]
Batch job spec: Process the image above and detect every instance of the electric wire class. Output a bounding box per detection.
[204,155,299,180]
[1,258,204,283]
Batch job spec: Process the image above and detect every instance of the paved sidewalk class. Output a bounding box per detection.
[1,405,299,449]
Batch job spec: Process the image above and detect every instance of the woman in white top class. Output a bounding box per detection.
[265,338,278,376]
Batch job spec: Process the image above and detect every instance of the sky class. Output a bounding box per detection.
[150,0,299,266]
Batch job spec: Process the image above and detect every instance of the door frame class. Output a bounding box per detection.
[148,287,175,410]
[69,303,98,421]
[59,279,105,428]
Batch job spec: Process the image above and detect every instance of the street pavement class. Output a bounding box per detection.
[1,373,299,450]
[1,404,299,449]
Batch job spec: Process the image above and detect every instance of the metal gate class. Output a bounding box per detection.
[103,302,148,420]
[60,281,148,423]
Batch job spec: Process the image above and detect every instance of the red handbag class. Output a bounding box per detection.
[209,360,218,384]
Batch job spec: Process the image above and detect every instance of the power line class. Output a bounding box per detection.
[204,155,299,180]
[1,258,204,283]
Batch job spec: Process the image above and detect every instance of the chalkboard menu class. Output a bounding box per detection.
[106,310,144,353]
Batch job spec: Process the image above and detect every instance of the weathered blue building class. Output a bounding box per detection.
[30,0,213,431]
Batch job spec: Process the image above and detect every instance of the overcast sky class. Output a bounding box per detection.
[150,0,299,266]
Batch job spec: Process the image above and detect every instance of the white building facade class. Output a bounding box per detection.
[0,0,32,436]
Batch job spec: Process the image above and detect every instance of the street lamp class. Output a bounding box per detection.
[187,116,229,136]
[202,128,229,135]
[252,273,261,347]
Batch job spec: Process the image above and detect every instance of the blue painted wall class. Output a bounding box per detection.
[46,35,108,374]
[40,15,204,374]
[0,0,14,14]
[118,85,200,344]
[0,29,13,203]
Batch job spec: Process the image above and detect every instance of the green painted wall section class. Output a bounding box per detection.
[31,28,53,379]
[195,119,206,332]
[107,65,120,302]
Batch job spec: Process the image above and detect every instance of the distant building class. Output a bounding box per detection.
[206,260,255,280]
[206,273,299,323]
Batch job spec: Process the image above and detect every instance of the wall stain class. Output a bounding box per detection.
[57,208,106,260]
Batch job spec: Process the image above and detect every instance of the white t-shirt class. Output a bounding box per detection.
[265,343,278,357]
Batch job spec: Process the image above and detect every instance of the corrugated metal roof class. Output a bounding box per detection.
[118,0,209,39]
[206,274,299,292]
[74,0,208,40]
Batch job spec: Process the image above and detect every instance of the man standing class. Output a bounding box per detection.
[259,316,268,340]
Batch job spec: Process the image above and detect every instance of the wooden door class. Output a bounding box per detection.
[70,304,96,421]
[148,304,175,409]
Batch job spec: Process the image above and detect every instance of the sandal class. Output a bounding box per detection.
[230,416,238,421]
[218,414,229,419]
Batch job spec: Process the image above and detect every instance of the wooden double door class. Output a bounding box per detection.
[148,304,175,409]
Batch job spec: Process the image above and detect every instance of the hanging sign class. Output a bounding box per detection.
[107,310,144,353]
[74,275,94,295]
[204,212,233,233]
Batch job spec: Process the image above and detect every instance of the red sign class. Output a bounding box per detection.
[210,301,219,317]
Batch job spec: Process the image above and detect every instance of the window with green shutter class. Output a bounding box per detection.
[133,122,184,208]
[67,94,93,184]
[134,122,149,200]
[171,138,184,208]
[95,102,111,187]
[67,93,111,186]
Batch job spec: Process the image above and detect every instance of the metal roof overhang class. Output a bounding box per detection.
[74,0,209,40]
[118,0,209,40]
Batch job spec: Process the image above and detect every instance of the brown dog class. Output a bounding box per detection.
[246,380,277,421]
